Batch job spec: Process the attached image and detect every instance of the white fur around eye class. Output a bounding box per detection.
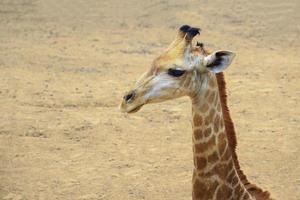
[144,73,178,99]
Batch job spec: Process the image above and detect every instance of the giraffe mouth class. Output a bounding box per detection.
[127,104,144,113]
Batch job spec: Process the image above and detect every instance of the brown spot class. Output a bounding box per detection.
[207,151,219,164]
[193,114,203,127]
[198,170,214,178]
[195,156,207,170]
[217,103,221,112]
[203,127,212,137]
[208,90,216,102]
[214,115,221,132]
[205,116,211,125]
[208,108,216,122]
[214,124,219,133]
[220,118,224,129]
[207,181,219,197]
[243,192,250,200]
[193,128,203,140]
[195,135,216,154]
[218,132,227,155]
[216,184,232,200]
[193,179,205,199]
[213,163,230,180]
[227,160,234,171]
[193,179,218,200]
[200,103,209,113]
[232,176,238,186]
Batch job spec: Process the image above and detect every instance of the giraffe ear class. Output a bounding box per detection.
[204,50,236,73]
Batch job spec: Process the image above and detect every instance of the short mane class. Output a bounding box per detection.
[216,72,273,200]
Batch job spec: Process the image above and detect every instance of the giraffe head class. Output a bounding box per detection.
[120,25,235,113]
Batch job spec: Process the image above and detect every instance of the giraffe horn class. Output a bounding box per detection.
[162,25,201,60]
[166,25,191,51]
[185,27,201,42]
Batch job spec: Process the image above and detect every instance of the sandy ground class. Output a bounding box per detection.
[0,0,299,199]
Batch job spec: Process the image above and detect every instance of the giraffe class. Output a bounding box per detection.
[120,25,273,200]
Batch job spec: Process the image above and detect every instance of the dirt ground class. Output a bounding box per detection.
[0,0,299,199]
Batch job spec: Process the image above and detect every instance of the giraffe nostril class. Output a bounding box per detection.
[124,91,135,102]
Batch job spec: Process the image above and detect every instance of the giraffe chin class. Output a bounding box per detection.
[127,104,144,113]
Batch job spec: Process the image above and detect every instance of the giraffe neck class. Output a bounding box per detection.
[190,74,253,200]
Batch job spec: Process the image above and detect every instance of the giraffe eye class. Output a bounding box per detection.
[167,68,186,77]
